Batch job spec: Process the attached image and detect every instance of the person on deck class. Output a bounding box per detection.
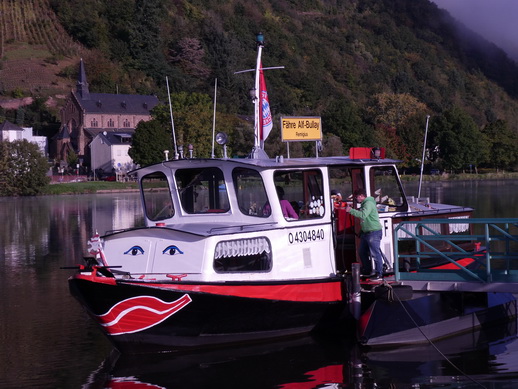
[346,188,383,280]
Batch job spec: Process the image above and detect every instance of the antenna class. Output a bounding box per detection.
[166,76,178,159]
[418,115,431,199]
[211,78,218,158]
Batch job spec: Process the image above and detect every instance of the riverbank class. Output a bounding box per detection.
[40,172,518,195]
[42,181,139,195]
[400,171,518,182]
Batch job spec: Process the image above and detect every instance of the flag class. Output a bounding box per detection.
[259,64,273,142]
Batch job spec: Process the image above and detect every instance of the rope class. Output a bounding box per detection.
[380,281,487,389]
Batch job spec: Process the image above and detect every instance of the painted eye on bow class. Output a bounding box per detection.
[162,245,184,256]
[124,246,145,256]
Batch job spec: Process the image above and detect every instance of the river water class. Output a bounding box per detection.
[1,180,518,388]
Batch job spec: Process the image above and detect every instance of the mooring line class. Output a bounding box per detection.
[385,281,487,389]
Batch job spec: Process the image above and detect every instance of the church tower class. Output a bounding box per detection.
[76,58,90,100]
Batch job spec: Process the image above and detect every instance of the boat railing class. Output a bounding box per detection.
[393,205,473,218]
[208,222,278,234]
[393,218,518,289]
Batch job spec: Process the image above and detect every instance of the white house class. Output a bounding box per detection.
[0,120,48,156]
[89,130,137,178]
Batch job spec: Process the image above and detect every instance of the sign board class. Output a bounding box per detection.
[280,116,322,142]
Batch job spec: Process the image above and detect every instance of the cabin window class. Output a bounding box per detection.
[213,237,272,273]
[329,166,356,202]
[272,169,325,220]
[141,172,174,221]
[232,168,269,217]
[369,166,407,212]
[175,167,230,214]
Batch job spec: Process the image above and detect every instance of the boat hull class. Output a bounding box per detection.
[69,275,345,353]
[358,288,517,347]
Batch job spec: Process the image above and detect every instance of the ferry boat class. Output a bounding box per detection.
[68,35,495,354]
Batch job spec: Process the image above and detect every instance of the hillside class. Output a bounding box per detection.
[0,0,83,104]
[1,0,518,168]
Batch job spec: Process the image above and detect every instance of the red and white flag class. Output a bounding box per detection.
[259,64,273,142]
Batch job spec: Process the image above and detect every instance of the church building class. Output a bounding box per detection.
[54,59,159,167]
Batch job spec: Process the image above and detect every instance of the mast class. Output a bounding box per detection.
[234,33,282,159]
[254,33,264,150]
[211,78,218,159]
[166,76,178,159]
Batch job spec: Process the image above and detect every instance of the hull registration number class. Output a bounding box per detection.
[288,229,325,244]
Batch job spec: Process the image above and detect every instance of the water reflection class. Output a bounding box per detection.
[83,321,518,388]
[1,181,518,388]
[0,194,142,389]
[404,179,518,218]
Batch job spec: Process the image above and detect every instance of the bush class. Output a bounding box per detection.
[0,140,50,196]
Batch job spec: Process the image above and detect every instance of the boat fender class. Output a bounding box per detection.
[374,284,413,302]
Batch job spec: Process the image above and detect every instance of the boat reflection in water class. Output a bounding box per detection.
[84,319,518,388]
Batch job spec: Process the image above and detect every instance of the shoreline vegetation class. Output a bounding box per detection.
[38,172,518,196]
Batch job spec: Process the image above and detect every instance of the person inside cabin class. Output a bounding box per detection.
[276,186,299,220]
[331,189,346,208]
[346,188,383,280]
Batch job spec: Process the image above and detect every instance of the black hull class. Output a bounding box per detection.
[69,277,345,353]
[358,289,517,347]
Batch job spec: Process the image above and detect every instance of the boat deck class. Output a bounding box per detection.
[393,218,518,293]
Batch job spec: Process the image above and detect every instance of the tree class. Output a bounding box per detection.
[128,120,172,166]
[322,100,374,150]
[0,140,50,196]
[321,134,345,157]
[128,0,168,80]
[366,93,428,156]
[430,107,489,172]
[396,114,431,168]
[375,94,427,123]
[153,92,215,158]
[482,120,518,171]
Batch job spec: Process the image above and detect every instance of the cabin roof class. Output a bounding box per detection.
[132,155,402,174]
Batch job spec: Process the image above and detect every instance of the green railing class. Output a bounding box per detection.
[394,218,518,284]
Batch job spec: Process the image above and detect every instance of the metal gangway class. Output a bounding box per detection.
[393,218,518,292]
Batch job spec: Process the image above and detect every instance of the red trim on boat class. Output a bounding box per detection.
[357,304,374,339]
[278,364,344,388]
[124,280,343,302]
[431,257,475,270]
[72,272,117,285]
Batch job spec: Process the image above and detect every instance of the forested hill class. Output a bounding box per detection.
[1,0,518,170]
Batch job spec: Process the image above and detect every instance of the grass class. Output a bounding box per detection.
[400,172,518,181]
[4,44,51,60]
[42,181,139,195]
[39,171,518,196]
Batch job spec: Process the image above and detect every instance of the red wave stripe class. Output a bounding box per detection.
[96,294,192,335]
[125,281,343,302]
[279,364,344,388]
[108,377,165,388]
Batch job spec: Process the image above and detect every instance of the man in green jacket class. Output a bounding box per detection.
[346,188,383,280]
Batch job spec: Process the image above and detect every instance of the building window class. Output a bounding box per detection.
[108,119,115,127]
[91,118,99,127]
[123,119,131,128]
